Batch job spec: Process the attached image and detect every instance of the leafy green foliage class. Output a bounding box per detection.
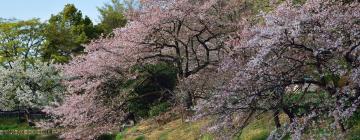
[135,135,145,140]
[346,110,360,139]
[0,19,45,66]
[284,91,332,116]
[149,102,171,117]
[97,134,116,140]
[127,62,178,118]
[115,133,125,140]
[246,0,275,14]
[41,4,101,63]
[97,0,127,35]
[292,0,306,5]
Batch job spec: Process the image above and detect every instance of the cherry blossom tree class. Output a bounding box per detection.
[42,0,251,139]
[196,0,360,139]
[41,36,134,139]
[0,60,64,124]
[114,0,248,107]
[42,0,359,139]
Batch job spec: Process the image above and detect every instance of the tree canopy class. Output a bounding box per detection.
[0,60,64,111]
[97,0,127,35]
[0,19,44,66]
[41,4,101,63]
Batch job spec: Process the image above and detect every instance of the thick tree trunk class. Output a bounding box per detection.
[273,87,284,128]
[283,107,295,123]
[24,109,35,126]
[338,120,346,133]
[273,110,281,128]
[17,106,21,123]
[185,91,193,109]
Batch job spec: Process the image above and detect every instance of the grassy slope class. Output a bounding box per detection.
[236,114,287,140]
[114,2,288,140]
[116,118,210,140]
[116,114,289,140]
[115,112,360,140]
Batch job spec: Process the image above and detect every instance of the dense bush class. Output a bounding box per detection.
[149,102,171,117]
[128,63,177,118]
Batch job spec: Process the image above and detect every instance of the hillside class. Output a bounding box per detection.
[115,112,360,140]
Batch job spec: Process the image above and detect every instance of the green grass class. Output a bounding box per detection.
[113,112,292,140]
[2,109,358,140]
[115,113,284,140]
[0,134,60,140]
[116,133,125,140]
[116,118,210,140]
[200,133,214,140]
[237,114,282,140]
[0,117,32,130]
[0,135,37,140]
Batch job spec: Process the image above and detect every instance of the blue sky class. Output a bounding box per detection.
[0,0,113,23]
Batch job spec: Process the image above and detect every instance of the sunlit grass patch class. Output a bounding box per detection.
[237,113,289,140]
[118,118,209,140]
[0,117,32,130]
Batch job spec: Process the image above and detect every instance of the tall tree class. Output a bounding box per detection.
[41,4,101,63]
[97,0,127,35]
[113,0,245,108]
[197,0,360,139]
[42,0,247,139]
[0,19,45,67]
[0,60,64,124]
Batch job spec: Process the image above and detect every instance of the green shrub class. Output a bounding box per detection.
[346,110,360,139]
[283,91,331,116]
[115,133,124,140]
[127,62,178,118]
[135,135,145,140]
[292,0,306,5]
[149,102,171,117]
[97,134,116,140]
